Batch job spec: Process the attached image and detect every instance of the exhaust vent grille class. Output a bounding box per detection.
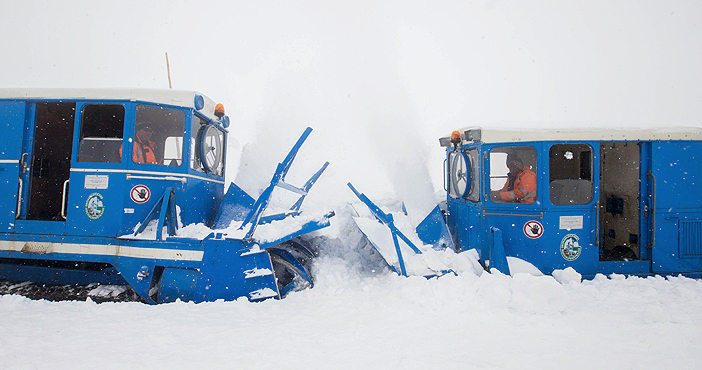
[680,220,702,257]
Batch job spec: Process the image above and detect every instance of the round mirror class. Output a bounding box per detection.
[201,125,224,173]
[451,151,470,198]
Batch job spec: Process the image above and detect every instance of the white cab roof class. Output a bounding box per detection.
[443,127,702,146]
[0,88,219,120]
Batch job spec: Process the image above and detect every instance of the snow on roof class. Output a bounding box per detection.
[441,126,702,146]
[0,88,216,112]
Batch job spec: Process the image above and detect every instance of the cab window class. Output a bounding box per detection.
[489,146,537,204]
[132,105,185,166]
[77,104,124,163]
[549,144,593,205]
[191,115,207,173]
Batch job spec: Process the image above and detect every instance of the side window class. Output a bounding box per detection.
[465,148,480,202]
[78,104,124,163]
[191,115,226,177]
[448,148,480,202]
[489,146,537,204]
[549,144,593,205]
[133,105,185,166]
[190,115,207,173]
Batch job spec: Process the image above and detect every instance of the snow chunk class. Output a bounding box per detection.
[248,288,278,300]
[552,267,582,284]
[506,256,543,276]
[244,267,273,279]
[87,285,130,298]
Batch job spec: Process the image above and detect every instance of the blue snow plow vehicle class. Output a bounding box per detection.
[352,127,702,279]
[0,88,332,303]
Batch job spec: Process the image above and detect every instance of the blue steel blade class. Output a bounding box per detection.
[390,223,423,255]
[278,280,298,297]
[135,187,173,236]
[267,247,313,287]
[211,183,255,228]
[290,161,330,212]
[415,204,454,250]
[156,188,172,241]
[490,227,511,275]
[277,239,314,258]
[259,211,301,224]
[348,182,422,254]
[239,184,275,239]
[239,128,313,239]
[166,188,178,236]
[392,229,407,276]
[257,213,333,249]
[347,183,392,224]
[276,181,307,195]
[277,127,313,181]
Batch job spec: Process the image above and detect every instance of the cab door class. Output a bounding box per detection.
[0,101,26,231]
[650,141,702,273]
[15,102,75,235]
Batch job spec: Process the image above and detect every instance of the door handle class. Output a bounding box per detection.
[20,153,29,173]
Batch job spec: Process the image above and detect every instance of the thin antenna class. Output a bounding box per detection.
[165,52,172,89]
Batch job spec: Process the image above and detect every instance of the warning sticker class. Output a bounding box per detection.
[130,185,151,204]
[523,220,544,239]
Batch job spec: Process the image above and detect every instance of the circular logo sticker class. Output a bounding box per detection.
[130,185,151,204]
[85,193,105,220]
[524,220,544,239]
[560,234,581,261]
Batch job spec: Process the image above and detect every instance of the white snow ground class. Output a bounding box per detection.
[2,1,702,369]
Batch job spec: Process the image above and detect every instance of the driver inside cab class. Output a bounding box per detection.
[120,122,160,164]
[490,154,537,203]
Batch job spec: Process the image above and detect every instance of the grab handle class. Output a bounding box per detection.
[16,178,22,218]
[648,171,656,248]
[61,180,69,220]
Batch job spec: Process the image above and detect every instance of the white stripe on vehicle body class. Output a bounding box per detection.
[0,240,204,261]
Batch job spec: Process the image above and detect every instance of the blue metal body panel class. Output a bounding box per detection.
[0,90,332,303]
[650,141,702,273]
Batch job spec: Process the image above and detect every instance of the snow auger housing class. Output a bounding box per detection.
[0,89,332,303]
[353,126,702,279]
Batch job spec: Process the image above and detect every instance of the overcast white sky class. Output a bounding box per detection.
[2,0,701,208]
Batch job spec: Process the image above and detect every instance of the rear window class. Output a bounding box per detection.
[549,144,593,205]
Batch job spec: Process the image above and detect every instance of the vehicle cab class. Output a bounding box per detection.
[441,127,702,277]
[0,88,229,238]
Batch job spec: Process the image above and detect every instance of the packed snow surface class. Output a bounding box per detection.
[2,0,702,369]
[2,265,702,369]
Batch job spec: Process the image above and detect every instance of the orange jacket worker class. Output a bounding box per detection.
[490,155,537,203]
[120,122,159,164]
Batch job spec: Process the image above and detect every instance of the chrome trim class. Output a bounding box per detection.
[70,168,225,184]
[16,178,22,218]
[484,211,544,219]
[126,174,187,184]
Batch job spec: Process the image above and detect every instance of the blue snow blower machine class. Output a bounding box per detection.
[0,88,332,303]
[351,126,702,279]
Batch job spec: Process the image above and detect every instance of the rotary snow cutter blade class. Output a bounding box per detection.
[347,183,455,277]
[198,127,333,301]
